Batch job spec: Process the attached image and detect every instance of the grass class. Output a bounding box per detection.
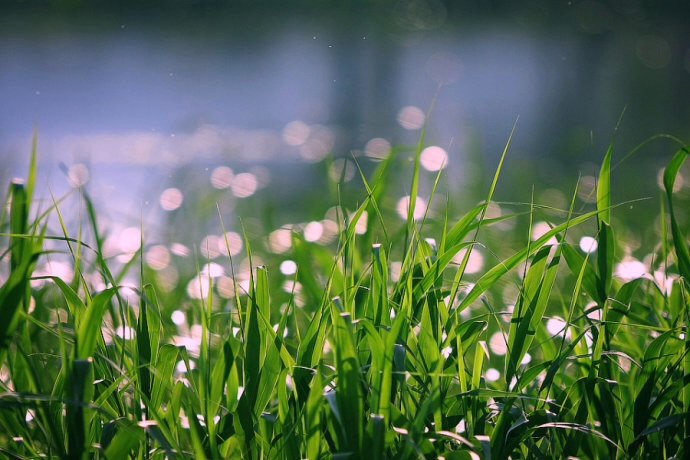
[0,126,689,459]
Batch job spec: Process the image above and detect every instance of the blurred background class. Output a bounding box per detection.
[1,0,689,284]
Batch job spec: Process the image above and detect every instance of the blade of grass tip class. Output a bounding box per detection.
[76,288,116,360]
[360,145,404,245]
[82,191,126,307]
[404,98,436,260]
[590,145,619,452]
[351,156,390,244]
[240,218,255,285]
[71,191,87,294]
[449,123,518,442]
[25,130,38,211]
[81,193,128,386]
[48,189,92,303]
[612,132,685,171]
[508,192,566,387]
[217,205,243,335]
[256,265,271,352]
[338,185,370,316]
[596,142,614,292]
[337,184,354,316]
[449,118,517,312]
[560,174,606,307]
[595,109,623,224]
[438,196,450,256]
[251,268,288,420]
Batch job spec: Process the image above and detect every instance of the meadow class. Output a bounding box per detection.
[0,125,689,459]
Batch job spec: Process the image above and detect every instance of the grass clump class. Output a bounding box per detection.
[0,129,689,459]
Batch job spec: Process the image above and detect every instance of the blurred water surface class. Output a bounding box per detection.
[1,1,689,239]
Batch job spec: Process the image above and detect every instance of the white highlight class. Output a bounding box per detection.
[280,260,297,275]
[579,236,598,253]
[485,368,501,382]
[420,146,448,171]
[171,310,186,326]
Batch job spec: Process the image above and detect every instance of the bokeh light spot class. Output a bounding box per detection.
[160,188,184,211]
[171,310,186,326]
[200,235,221,259]
[546,317,570,339]
[145,245,171,271]
[282,120,311,146]
[420,146,448,171]
[304,221,324,242]
[280,260,297,275]
[269,228,293,254]
[365,138,392,160]
[579,236,598,254]
[231,173,258,198]
[210,166,234,189]
[397,106,425,130]
[489,332,508,355]
[217,231,243,257]
[485,368,501,382]
[453,248,484,274]
[615,258,647,282]
[396,195,427,220]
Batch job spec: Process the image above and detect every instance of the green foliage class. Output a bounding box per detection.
[0,128,689,460]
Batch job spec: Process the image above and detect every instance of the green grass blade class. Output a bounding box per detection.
[103,419,146,459]
[596,144,613,226]
[331,300,363,454]
[306,371,324,459]
[65,358,94,460]
[76,288,115,359]
[663,147,690,281]
[9,180,28,272]
[457,208,602,313]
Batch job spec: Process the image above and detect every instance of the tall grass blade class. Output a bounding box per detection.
[663,147,690,282]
